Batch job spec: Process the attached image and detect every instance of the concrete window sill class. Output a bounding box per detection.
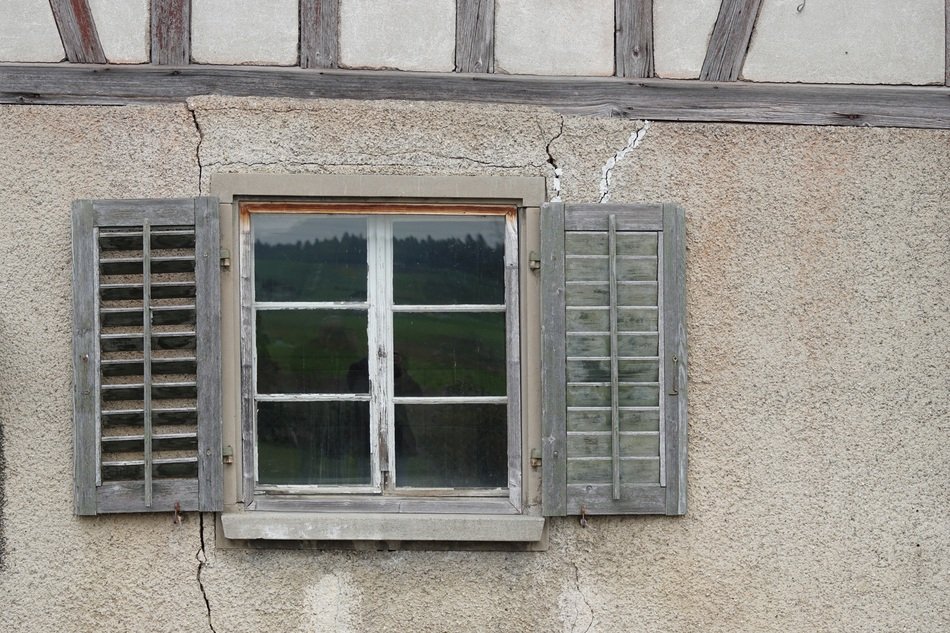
[221,511,546,542]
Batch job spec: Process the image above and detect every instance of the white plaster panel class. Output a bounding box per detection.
[192,0,299,65]
[88,0,149,63]
[339,0,456,72]
[653,0,721,79]
[495,0,614,76]
[744,0,945,84]
[0,0,65,62]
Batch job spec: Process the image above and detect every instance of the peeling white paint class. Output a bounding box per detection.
[599,121,650,203]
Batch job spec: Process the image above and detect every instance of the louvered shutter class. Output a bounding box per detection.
[72,198,222,515]
[541,202,687,516]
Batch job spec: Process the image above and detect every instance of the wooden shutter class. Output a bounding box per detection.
[541,202,687,516]
[72,198,222,515]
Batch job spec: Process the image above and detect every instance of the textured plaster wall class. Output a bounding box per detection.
[0,98,948,632]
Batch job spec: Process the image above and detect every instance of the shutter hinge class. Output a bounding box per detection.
[528,250,541,272]
[222,444,234,464]
[530,448,542,468]
[220,248,231,269]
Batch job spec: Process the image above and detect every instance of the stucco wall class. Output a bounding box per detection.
[0,98,947,632]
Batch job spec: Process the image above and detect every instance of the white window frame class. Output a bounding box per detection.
[212,175,547,544]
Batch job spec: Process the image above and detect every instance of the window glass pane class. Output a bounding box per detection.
[254,215,367,302]
[392,312,506,397]
[395,404,507,488]
[257,310,368,394]
[257,401,371,486]
[393,217,505,305]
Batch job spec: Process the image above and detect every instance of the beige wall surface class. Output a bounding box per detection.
[0,98,947,632]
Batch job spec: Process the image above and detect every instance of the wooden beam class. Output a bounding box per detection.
[945,0,949,85]
[48,0,106,64]
[456,0,494,73]
[700,0,763,82]
[615,0,653,78]
[1,64,948,129]
[151,0,191,65]
[300,0,339,69]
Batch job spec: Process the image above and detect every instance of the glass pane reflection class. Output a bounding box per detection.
[395,404,507,488]
[393,312,506,397]
[256,310,368,394]
[393,217,505,305]
[257,401,371,486]
[254,215,367,302]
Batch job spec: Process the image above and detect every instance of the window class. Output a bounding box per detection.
[71,175,688,546]
[241,203,521,511]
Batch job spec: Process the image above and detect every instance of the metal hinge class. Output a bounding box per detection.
[220,248,231,269]
[222,444,234,464]
[528,250,541,271]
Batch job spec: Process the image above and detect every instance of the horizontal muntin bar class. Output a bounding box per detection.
[255,301,368,311]
[391,304,505,312]
[392,396,507,405]
[255,393,370,402]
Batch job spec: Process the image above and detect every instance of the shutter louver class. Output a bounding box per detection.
[541,202,687,516]
[73,198,222,515]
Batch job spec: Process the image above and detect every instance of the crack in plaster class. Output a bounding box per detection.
[599,121,650,203]
[190,107,204,194]
[196,513,217,633]
[571,562,595,633]
[544,117,565,201]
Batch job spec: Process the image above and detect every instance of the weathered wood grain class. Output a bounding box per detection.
[661,204,687,515]
[615,0,653,78]
[48,0,106,63]
[300,0,339,69]
[151,0,191,65]
[194,197,223,511]
[945,0,949,85]
[72,201,99,515]
[700,0,763,81]
[540,201,567,517]
[456,0,494,73]
[2,64,948,128]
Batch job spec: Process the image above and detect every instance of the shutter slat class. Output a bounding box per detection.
[542,202,687,516]
[72,197,222,515]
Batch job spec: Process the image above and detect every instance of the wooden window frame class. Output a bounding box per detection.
[238,202,523,513]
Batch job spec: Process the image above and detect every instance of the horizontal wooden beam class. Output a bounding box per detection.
[1,64,948,129]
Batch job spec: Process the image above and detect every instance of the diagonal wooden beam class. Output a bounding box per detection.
[48,0,106,64]
[300,0,339,69]
[700,0,763,81]
[615,0,653,78]
[456,0,494,73]
[151,0,191,65]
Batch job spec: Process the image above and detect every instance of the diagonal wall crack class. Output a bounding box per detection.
[599,121,650,203]
[196,513,217,633]
[189,107,204,195]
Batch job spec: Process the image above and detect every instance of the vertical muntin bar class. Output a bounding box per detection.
[608,214,621,500]
[142,221,153,507]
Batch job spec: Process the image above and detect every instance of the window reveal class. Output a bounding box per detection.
[242,205,519,496]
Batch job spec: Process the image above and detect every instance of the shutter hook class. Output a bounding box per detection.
[579,506,589,528]
[172,501,183,525]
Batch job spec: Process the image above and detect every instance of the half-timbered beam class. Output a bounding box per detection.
[615,0,653,78]
[944,0,949,85]
[456,0,494,73]
[2,64,948,129]
[300,0,339,69]
[48,0,106,64]
[700,0,763,81]
[151,0,191,65]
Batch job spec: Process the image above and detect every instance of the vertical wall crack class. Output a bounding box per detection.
[196,513,217,633]
[571,561,594,633]
[599,121,650,203]
[545,117,565,201]
[189,107,204,195]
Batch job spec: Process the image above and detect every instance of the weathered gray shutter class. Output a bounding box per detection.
[72,198,222,515]
[541,202,687,516]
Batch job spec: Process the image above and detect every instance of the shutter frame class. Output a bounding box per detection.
[541,202,687,516]
[72,197,222,515]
